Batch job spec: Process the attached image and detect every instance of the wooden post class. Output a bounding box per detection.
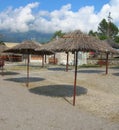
[66,52,69,72]
[54,54,56,64]
[73,51,78,106]
[42,55,44,67]
[106,53,109,75]
[74,52,76,66]
[26,54,30,87]
[44,55,46,63]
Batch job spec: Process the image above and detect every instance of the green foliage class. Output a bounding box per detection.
[109,22,119,38]
[98,18,119,41]
[114,36,119,43]
[88,30,97,36]
[51,30,65,40]
[89,18,119,43]
[98,19,108,36]
[98,34,108,40]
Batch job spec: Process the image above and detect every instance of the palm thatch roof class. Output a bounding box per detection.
[5,40,41,54]
[4,40,54,55]
[35,48,54,55]
[38,30,118,54]
[35,38,65,52]
[62,30,118,53]
[104,39,119,49]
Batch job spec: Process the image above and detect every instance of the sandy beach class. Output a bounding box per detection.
[0,63,119,130]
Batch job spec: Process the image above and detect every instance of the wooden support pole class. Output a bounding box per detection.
[26,54,30,87]
[106,53,109,75]
[66,52,69,72]
[73,51,78,106]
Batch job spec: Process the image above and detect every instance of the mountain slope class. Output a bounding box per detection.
[0,30,53,43]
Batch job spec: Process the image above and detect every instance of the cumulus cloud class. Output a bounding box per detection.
[0,0,119,33]
[0,2,39,32]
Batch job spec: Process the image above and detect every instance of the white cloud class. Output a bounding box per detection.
[32,4,99,33]
[110,0,119,5]
[0,2,39,32]
[0,0,119,33]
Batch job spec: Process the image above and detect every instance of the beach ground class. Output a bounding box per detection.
[0,63,119,130]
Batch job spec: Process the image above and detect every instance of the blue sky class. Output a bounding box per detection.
[0,0,119,33]
[0,0,110,12]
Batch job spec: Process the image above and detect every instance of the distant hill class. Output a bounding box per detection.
[0,30,53,44]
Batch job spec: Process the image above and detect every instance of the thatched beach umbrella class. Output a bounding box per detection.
[4,40,41,54]
[62,30,118,105]
[39,30,118,106]
[4,40,42,87]
[35,48,54,67]
[37,38,70,70]
[62,30,117,73]
[4,40,54,87]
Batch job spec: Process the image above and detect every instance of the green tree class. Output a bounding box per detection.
[98,19,108,38]
[97,18,119,41]
[51,30,65,40]
[108,22,119,38]
[88,30,98,37]
[114,35,119,43]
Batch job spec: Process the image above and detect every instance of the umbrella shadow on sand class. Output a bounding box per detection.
[0,71,19,76]
[110,66,119,69]
[48,67,66,71]
[29,84,87,98]
[77,69,104,74]
[109,67,119,76]
[112,73,119,76]
[4,77,45,83]
[48,66,72,71]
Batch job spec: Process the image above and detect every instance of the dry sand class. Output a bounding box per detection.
[0,63,119,130]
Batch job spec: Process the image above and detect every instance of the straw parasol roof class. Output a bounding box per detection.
[36,38,65,52]
[38,30,118,54]
[61,30,118,54]
[4,40,41,54]
[4,40,54,55]
[35,47,54,55]
[104,38,119,49]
